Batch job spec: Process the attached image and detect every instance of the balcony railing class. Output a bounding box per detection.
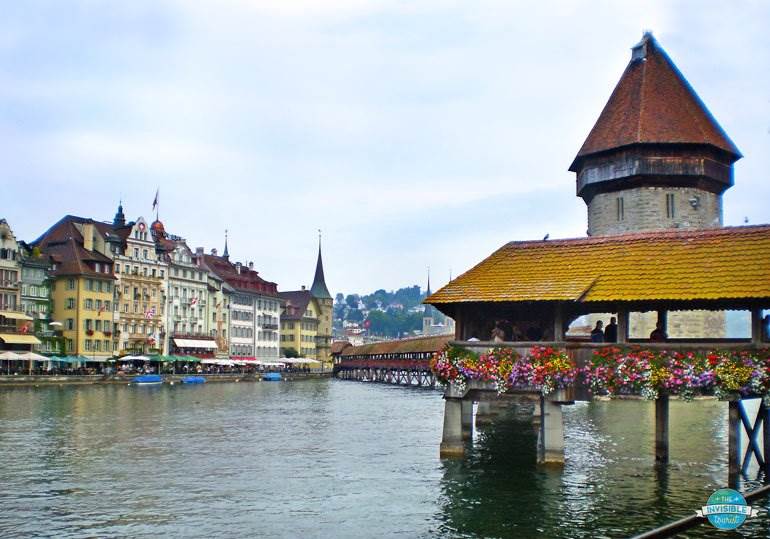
[262,323,279,330]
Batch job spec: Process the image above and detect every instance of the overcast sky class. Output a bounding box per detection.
[1,1,768,295]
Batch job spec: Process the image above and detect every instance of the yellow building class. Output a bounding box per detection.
[278,239,333,365]
[36,217,117,357]
[279,288,322,358]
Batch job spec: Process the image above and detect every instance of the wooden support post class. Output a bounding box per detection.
[440,397,465,458]
[751,308,764,345]
[764,401,770,478]
[655,395,669,463]
[729,400,741,488]
[617,309,629,344]
[539,395,565,465]
[657,310,667,335]
[461,399,474,440]
[553,303,564,342]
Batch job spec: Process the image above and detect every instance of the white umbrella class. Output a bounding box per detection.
[0,351,22,360]
[48,321,63,327]
[18,352,50,361]
[120,355,150,361]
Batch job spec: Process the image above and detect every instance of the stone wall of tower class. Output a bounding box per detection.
[587,186,722,236]
[316,296,333,364]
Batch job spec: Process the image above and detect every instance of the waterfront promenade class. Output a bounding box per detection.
[0,370,331,387]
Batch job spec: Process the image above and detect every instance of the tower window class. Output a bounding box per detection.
[616,197,625,221]
[665,193,676,219]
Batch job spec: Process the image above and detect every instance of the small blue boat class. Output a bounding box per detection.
[133,374,163,385]
[263,372,282,382]
[181,376,206,384]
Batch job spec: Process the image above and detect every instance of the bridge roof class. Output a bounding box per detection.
[426,225,770,306]
[340,335,452,357]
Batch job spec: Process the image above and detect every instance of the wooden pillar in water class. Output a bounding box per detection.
[440,397,465,458]
[728,400,741,487]
[655,395,669,463]
[461,399,474,440]
[763,401,770,478]
[539,395,565,465]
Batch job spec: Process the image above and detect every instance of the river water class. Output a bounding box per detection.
[0,379,768,538]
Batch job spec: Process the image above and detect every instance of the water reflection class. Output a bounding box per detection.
[2,383,770,537]
[436,399,770,538]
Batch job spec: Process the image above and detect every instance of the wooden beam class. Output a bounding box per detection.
[617,309,629,344]
[751,308,763,345]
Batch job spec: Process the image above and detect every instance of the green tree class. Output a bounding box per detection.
[345,294,360,309]
[347,308,364,323]
[282,347,299,358]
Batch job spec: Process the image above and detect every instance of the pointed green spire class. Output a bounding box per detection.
[310,230,331,299]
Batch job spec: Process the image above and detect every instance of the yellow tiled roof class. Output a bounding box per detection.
[427,226,770,304]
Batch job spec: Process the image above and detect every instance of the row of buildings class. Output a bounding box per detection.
[0,207,333,365]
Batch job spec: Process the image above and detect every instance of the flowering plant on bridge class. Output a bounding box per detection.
[509,346,578,396]
[584,347,770,401]
[431,345,577,395]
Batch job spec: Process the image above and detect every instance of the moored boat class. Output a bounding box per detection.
[181,376,206,384]
[263,372,282,382]
[132,374,163,385]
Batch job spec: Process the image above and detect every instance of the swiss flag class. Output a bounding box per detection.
[364,319,371,329]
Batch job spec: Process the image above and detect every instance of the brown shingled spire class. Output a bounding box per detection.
[570,32,741,172]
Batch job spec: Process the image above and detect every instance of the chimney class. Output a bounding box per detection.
[83,223,94,251]
[248,262,254,270]
[211,248,218,256]
[301,285,306,291]
[196,247,204,255]
[235,262,241,274]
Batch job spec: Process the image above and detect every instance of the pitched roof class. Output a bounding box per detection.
[570,33,740,171]
[201,254,278,297]
[426,225,770,305]
[340,334,452,357]
[331,341,352,355]
[32,216,115,279]
[279,290,313,320]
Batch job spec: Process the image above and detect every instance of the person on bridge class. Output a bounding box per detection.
[590,320,605,343]
[491,322,506,343]
[650,321,667,342]
[604,317,618,343]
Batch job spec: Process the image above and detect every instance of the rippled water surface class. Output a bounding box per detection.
[1,380,769,538]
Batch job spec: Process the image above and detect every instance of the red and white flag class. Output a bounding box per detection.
[144,306,156,320]
[190,297,198,306]
[98,303,107,316]
[152,188,159,211]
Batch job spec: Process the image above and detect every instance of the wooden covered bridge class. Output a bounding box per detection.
[333,334,451,387]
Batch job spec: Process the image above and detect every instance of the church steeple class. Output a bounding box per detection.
[310,230,331,300]
[423,267,435,322]
[113,200,126,227]
[223,229,229,260]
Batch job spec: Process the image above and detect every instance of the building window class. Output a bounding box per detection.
[665,193,675,219]
[66,298,75,309]
[67,278,76,290]
[616,197,624,221]
[66,318,74,330]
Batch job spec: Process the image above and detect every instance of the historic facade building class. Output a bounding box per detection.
[19,243,58,354]
[0,219,40,354]
[110,216,169,353]
[201,245,280,360]
[279,239,333,364]
[34,217,117,357]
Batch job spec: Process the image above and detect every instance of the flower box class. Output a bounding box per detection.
[85,329,94,336]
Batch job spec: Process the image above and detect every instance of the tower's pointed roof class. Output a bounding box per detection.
[223,229,229,260]
[423,269,435,320]
[310,237,331,300]
[570,32,741,171]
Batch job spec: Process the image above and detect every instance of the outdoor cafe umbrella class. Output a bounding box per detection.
[0,351,22,375]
